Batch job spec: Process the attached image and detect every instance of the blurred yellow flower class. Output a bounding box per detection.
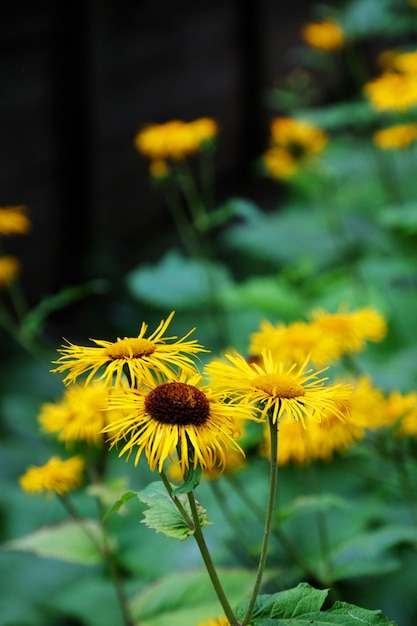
[364,72,417,112]
[310,307,387,356]
[0,205,31,236]
[391,50,417,75]
[373,123,417,149]
[198,618,230,626]
[134,117,218,161]
[301,19,344,52]
[342,375,385,429]
[149,159,169,179]
[373,390,417,434]
[0,255,21,287]
[52,311,206,387]
[262,117,328,180]
[38,382,121,446]
[20,456,84,496]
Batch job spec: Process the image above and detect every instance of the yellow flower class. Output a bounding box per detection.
[198,618,230,626]
[0,255,21,288]
[134,117,218,161]
[390,50,417,75]
[205,351,351,427]
[342,376,385,429]
[262,408,363,465]
[19,456,84,496]
[52,311,206,387]
[310,307,387,356]
[103,369,254,473]
[373,123,417,149]
[0,205,31,236]
[149,159,170,179]
[372,390,417,434]
[364,72,417,112]
[301,20,344,52]
[38,382,121,445]
[249,319,341,367]
[262,117,328,180]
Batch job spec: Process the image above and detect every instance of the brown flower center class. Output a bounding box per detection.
[105,337,156,360]
[145,382,210,426]
[251,373,306,399]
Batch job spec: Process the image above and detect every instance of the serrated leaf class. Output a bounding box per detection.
[137,481,211,540]
[101,489,138,522]
[235,583,396,625]
[129,568,254,626]
[3,519,107,564]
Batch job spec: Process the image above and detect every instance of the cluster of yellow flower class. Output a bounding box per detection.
[262,117,328,180]
[134,117,218,179]
[19,305,415,498]
[0,205,31,288]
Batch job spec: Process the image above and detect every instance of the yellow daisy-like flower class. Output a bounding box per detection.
[0,255,21,288]
[341,375,385,430]
[364,72,417,112]
[0,205,31,236]
[301,19,344,52]
[310,307,387,355]
[370,390,417,434]
[52,311,206,387]
[390,50,417,75]
[262,147,298,179]
[198,618,230,626]
[270,117,328,155]
[373,123,417,149]
[134,117,218,161]
[38,382,121,445]
[103,370,254,473]
[249,319,341,367]
[205,351,351,427]
[19,456,84,496]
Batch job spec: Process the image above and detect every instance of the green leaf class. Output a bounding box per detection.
[129,568,254,626]
[101,489,138,522]
[235,583,396,625]
[137,481,211,540]
[126,249,232,309]
[3,519,107,564]
[172,465,202,495]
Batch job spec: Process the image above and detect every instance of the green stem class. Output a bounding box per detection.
[187,490,240,626]
[174,160,208,230]
[162,186,201,257]
[159,468,195,530]
[241,413,279,626]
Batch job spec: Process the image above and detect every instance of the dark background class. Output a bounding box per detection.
[1,0,330,339]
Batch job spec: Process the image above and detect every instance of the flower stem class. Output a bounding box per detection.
[159,468,195,530]
[241,412,279,626]
[187,489,240,626]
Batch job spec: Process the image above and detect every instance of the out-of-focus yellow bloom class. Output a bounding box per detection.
[0,255,21,287]
[262,117,328,180]
[0,205,31,236]
[20,456,84,496]
[301,20,344,52]
[343,376,385,430]
[198,618,230,626]
[134,117,218,161]
[373,123,417,149]
[364,72,417,112]
[372,390,417,434]
[38,382,121,446]
[149,159,170,179]
[391,50,417,75]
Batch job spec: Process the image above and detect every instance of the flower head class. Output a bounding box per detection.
[0,205,31,236]
[0,255,21,288]
[373,123,417,150]
[364,72,417,112]
[52,311,206,387]
[38,382,121,445]
[19,456,84,496]
[301,19,344,52]
[205,351,351,427]
[103,370,253,473]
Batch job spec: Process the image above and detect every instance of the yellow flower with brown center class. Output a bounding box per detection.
[134,117,218,161]
[301,19,344,52]
[52,311,206,387]
[103,371,253,473]
[0,255,21,287]
[38,382,121,445]
[373,123,417,149]
[310,307,387,356]
[364,72,417,112]
[205,351,351,427]
[0,205,31,236]
[19,456,84,496]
